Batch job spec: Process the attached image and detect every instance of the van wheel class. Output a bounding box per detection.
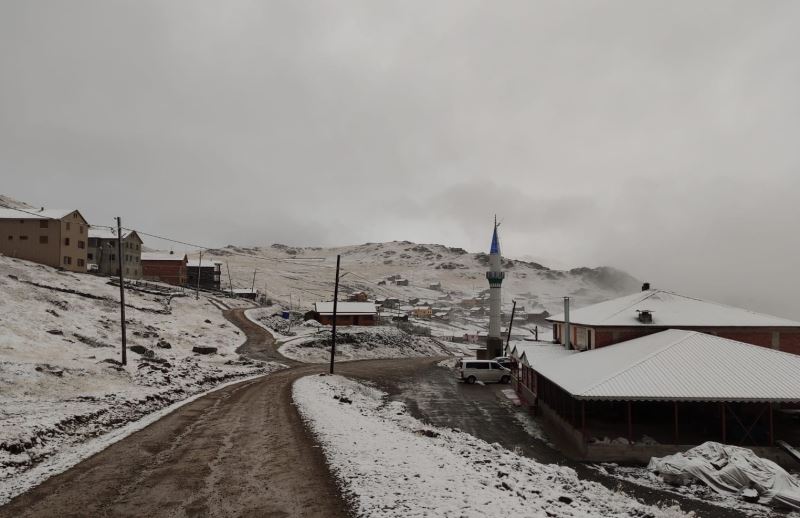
[466,376,476,385]
[500,375,511,384]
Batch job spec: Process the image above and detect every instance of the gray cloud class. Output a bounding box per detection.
[1,0,799,317]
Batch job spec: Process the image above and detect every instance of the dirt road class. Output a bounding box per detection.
[0,309,347,518]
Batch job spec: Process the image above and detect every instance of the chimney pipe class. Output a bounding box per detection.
[563,296,571,350]
[642,282,651,291]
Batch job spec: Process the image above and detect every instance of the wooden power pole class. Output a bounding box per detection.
[195,250,202,300]
[329,254,341,374]
[116,217,127,366]
[505,299,517,356]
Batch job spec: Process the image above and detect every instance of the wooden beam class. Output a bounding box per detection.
[627,401,633,444]
[674,401,679,445]
[769,403,774,447]
[721,402,727,443]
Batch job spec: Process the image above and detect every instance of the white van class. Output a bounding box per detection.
[455,359,511,384]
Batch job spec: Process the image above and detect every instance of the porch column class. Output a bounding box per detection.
[581,401,587,444]
[769,402,774,447]
[721,402,727,443]
[673,401,679,445]
[627,401,633,444]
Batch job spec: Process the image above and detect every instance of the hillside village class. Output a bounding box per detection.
[5,193,800,517]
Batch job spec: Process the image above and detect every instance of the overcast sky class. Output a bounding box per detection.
[1,1,799,318]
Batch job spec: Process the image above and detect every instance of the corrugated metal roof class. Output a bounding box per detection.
[0,208,80,220]
[314,302,377,316]
[511,342,574,366]
[141,252,186,262]
[88,227,139,240]
[187,259,223,267]
[534,329,800,402]
[547,289,800,328]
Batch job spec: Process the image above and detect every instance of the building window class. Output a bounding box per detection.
[39,236,48,244]
[79,225,84,234]
[65,238,70,246]
[19,235,28,241]
[63,256,71,265]
[77,259,85,267]
[66,222,71,231]
[7,235,12,241]
[88,253,94,261]
[110,254,115,261]
[40,220,48,229]
[78,240,85,249]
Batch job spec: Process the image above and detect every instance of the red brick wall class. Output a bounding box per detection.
[779,332,800,354]
[589,326,800,354]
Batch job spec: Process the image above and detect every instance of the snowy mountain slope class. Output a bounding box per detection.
[201,241,640,317]
[0,255,282,495]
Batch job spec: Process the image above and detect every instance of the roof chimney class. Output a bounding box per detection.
[637,309,653,324]
[642,282,651,291]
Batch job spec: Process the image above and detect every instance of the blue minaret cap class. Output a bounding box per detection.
[490,224,500,255]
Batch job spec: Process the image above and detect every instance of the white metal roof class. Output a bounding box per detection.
[511,342,575,366]
[534,329,800,402]
[314,302,377,316]
[0,208,81,220]
[547,289,800,328]
[187,259,223,267]
[141,252,186,262]
[88,228,140,241]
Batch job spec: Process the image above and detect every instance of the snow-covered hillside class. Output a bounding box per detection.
[0,255,282,496]
[201,241,640,317]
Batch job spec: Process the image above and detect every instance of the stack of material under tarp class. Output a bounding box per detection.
[648,442,800,510]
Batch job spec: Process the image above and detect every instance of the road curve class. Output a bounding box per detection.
[0,308,347,518]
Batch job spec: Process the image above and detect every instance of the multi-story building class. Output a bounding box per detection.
[0,207,89,273]
[141,252,188,286]
[87,228,143,279]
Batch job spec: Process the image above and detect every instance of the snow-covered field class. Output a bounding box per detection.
[0,255,283,500]
[247,308,473,363]
[293,374,688,518]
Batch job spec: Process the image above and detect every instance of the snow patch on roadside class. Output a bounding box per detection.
[293,374,690,518]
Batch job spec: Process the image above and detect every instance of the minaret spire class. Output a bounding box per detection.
[485,216,505,358]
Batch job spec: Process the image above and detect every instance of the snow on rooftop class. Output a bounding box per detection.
[88,228,137,240]
[313,302,376,315]
[535,329,800,402]
[548,289,800,328]
[511,342,575,367]
[141,252,186,262]
[186,259,223,267]
[0,208,79,220]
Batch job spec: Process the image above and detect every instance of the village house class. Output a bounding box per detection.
[87,228,143,279]
[309,302,377,326]
[395,278,409,286]
[141,252,188,286]
[511,330,800,465]
[348,291,369,302]
[429,282,442,291]
[0,208,89,273]
[187,258,222,290]
[547,287,800,353]
[412,306,433,319]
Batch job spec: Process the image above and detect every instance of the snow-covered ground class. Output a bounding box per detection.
[247,307,474,363]
[293,374,688,518]
[0,255,283,498]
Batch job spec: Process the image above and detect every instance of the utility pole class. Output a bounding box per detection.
[288,293,293,334]
[505,299,517,356]
[195,250,202,300]
[251,269,257,296]
[116,217,127,366]
[329,254,341,374]
[226,262,234,297]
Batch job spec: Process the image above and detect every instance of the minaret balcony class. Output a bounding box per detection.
[486,271,505,284]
